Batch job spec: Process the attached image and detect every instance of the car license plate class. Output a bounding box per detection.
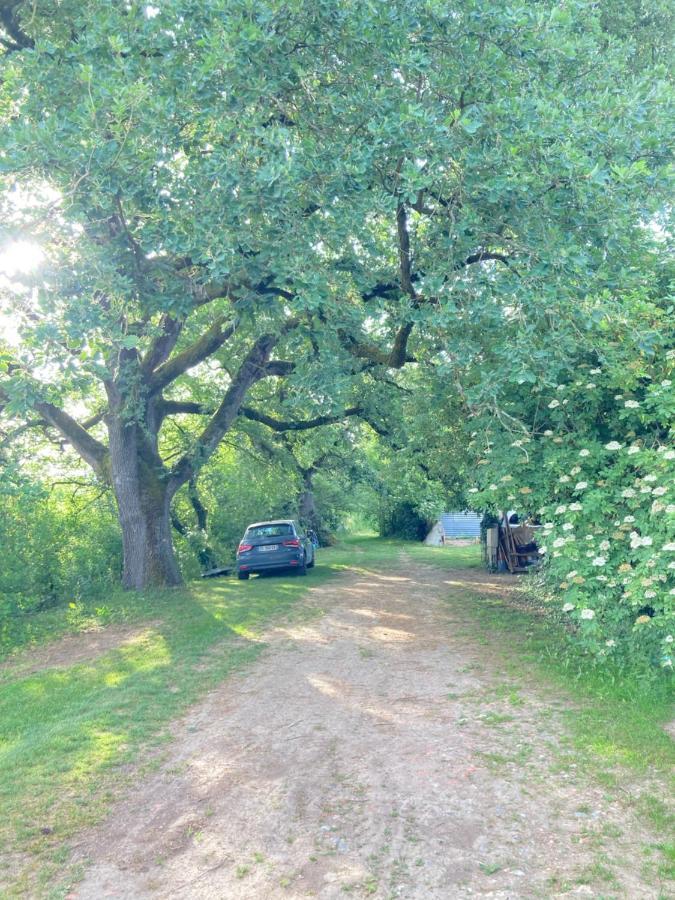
[259,544,278,552]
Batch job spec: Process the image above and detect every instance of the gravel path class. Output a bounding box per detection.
[73,562,665,899]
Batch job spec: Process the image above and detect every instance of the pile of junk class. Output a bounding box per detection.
[483,512,542,574]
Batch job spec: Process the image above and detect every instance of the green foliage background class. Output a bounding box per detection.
[0,471,121,620]
[0,0,672,669]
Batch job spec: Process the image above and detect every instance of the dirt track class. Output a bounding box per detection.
[73,563,664,899]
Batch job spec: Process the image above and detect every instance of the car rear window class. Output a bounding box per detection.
[245,523,294,538]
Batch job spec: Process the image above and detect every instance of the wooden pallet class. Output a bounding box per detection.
[498,513,529,573]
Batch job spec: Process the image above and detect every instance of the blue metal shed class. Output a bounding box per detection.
[441,511,481,539]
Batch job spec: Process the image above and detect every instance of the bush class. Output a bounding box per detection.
[466,272,674,671]
[379,501,429,541]
[0,476,122,619]
[469,344,674,669]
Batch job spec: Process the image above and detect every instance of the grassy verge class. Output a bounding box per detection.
[328,533,482,571]
[0,557,342,896]
[439,561,674,776]
[427,541,674,887]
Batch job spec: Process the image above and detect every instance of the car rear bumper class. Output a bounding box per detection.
[237,553,304,574]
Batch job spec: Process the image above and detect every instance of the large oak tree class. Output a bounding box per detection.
[0,0,669,587]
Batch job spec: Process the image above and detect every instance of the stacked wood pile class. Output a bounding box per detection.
[484,514,540,574]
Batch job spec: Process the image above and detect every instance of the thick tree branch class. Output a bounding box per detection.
[142,314,184,373]
[0,383,108,475]
[149,317,237,394]
[266,360,295,377]
[158,364,294,423]
[0,2,34,51]
[361,281,403,302]
[34,401,109,478]
[457,250,512,269]
[168,333,278,492]
[82,409,107,430]
[170,509,188,537]
[396,203,417,299]
[179,267,296,307]
[388,322,414,368]
[359,413,390,437]
[160,399,207,418]
[171,479,218,570]
[239,405,363,432]
[360,248,514,306]
[342,323,415,369]
[253,276,295,300]
[345,204,420,370]
[0,399,106,450]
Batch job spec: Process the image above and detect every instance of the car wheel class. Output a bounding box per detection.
[298,555,307,576]
[238,572,249,580]
[307,553,315,568]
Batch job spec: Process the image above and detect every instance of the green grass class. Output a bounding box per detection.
[0,556,345,896]
[432,541,673,888]
[329,533,482,571]
[441,578,674,778]
[479,861,502,876]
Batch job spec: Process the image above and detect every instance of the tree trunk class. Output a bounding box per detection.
[108,416,182,589]
[299,482,318,524]
[187,479,218,570]
[170,479,218,572]
[299,471,332,546]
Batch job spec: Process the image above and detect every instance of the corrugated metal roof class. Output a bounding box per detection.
[441,511,481,538]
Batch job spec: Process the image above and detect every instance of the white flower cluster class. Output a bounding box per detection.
[470,393,674,664]
[630,532,653,549]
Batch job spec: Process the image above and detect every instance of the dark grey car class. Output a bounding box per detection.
[236,520,315,580]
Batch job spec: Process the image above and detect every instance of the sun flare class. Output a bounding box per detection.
[0,240,44,278]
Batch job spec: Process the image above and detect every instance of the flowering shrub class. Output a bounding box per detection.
[469,346,674,669]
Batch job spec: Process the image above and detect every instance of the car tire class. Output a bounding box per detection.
[298,555,307,576]
[238,572,249,580]
[307,553,315,569]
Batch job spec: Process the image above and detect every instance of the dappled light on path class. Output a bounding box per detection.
[368,625,414,643]
[70,561,664,900]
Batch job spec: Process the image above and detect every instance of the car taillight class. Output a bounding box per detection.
[238,543,253,553]
[283,539,300,547]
